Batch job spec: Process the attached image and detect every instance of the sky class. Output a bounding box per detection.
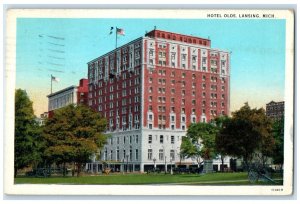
[16,18,286,116]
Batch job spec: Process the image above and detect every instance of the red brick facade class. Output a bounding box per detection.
[88,29,230,132]
[77,78,89,106]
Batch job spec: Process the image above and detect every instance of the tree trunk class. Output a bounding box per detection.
[63,162,66,177]
[77,163,82,177]
[72,162,75,177]
[221,156,224,172]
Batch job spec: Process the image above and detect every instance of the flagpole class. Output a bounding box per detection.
[51,74,53,94]
[115,26,117,49]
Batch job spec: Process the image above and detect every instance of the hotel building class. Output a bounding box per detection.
[87,29,230,172]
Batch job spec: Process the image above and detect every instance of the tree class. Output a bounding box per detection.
[180,136,202,167]
[272,117,284,169]
[43,104,107,176]
[180,123,218,168]
[15,89,41,177]
[214,115,230,172]
[217,103,274,169]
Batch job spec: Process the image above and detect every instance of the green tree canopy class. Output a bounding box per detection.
[180,122,218,166]
[217,103,274,168]
[272,117,284,167]
[15,89,41,177]
[43,104,107,176]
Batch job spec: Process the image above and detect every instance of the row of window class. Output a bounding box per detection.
[148,78,226,91]
[156,70,227,83]
[148,135,177,144]
[89,65,141,83]
[148,123,188,130]
[149,96,225,107]
[149,55,227,71]
[147,149,176,161]
[104,148,139,161]
[149,88,226,99]
[148,114,196,123]
[108,135,139,145]
[148,105,225,115]
[98,103,140,113]
[98,92,140,104]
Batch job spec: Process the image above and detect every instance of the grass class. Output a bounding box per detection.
[14,172,283,185]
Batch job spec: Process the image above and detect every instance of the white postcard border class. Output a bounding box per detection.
[4,9,295,196]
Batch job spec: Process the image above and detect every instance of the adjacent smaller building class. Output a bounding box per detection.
[35,112,49,126]
[266,101,284,120]
[47,78,88,117]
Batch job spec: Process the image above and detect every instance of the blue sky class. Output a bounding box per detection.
[16,18,286,116]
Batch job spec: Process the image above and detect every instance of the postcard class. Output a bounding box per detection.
[4,9,294,195]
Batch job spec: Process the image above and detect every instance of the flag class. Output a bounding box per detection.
[116,28,125,36]
[109,27,114,35]
[51,75,60,82]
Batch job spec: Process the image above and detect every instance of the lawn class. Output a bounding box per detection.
[14,172,283,185]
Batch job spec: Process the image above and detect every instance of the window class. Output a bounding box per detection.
[148,114,153,120]
[181,108,185,113]
[182,116,186,122]
[148,149,153,160]
[192,82,196,89]
[171,107,175,112]
[149,124,153,129]
[160,135,164,144]
[171,136,175,144]
[171,125,175,130]
[123,150,126,159]
[149,49,154,57]
[136,135,138,143]
[171,115,175,122]
[135,149,138,160]
[117,148,120,160]
[148,135,152,144]
[170,150,175,161]
[130,149,132,161]
[182,73,186,78]
[182,125,186,130]
[159,149,164,160]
